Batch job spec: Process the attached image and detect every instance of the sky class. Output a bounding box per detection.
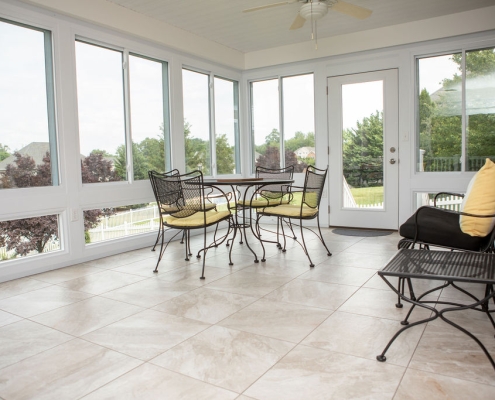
[0,19,464,158]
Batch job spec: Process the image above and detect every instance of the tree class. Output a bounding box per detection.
[0,152,117,256]
[184,121,210,174]
[216,133,235,174]
[285,131,315,153]
[0,143,10,162]
[81,151,121,184]
[255,146,307,172]
[342,111,383,187]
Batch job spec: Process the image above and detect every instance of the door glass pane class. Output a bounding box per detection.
[128,54,168,180]
[183,69,211,175]
[0,20,58,189]
[214,77,238,175]
[417,54,462,172]
[251,79,280,170]
[282,74,315,172]
[342,81,384,209]
[75,41,125,183]
[466,47,495,171]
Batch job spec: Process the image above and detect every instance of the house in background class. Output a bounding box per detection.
[294,146,316,159]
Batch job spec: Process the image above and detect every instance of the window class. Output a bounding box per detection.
[182,69,240,176]
[84,203,158,244]
[0,214,61,262]
[75,40,170,183]
[417,47,495,172]
[0,19,58,189]
[251,74,315,172]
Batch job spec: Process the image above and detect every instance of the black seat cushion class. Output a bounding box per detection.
[400,207,492,251]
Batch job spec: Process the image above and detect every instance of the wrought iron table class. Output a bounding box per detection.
[376,249,495,370]
[202,178,294,264]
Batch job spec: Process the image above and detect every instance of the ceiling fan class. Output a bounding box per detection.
[243,1,372,31]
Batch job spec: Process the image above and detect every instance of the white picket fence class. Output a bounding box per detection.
[88,205,160,242]
[0,240,60,261]
[343,177,384,209]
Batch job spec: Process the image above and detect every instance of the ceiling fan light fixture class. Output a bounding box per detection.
[299,2,328,21]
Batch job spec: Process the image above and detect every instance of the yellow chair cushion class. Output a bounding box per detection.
[165,210,230,227]
[260,204,318,218]
[161,202,215,214]
[237,197,290,208]
[460,158,495,237]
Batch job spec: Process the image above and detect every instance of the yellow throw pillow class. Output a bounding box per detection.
[460,158,495,237]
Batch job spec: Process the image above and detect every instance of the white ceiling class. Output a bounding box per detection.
[104,0,495,53]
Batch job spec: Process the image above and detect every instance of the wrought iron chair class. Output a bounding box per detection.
[236,165,295,248]
[149,170,233,279]
[395,191,495,308]
[255,165,331,267]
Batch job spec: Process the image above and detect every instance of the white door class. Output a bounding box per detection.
[328,69,399,229]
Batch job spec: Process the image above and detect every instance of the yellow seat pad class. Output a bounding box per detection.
[237,198,290,207]
[165,210,230,227]
[161,202,215,214]
[260,204,318,218]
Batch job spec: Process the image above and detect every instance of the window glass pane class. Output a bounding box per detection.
[466,47,495,171]
[252,79,280,170]
[342,81,384,209]
[183,69,211,175]
[127,54,168,180]
[418,54,462,172]
[0,214,60,261]
[0,20,57,189]
[75,41,125,183]
[282,74,315,172]
[84,203,158,244]
[214,77,238,175]
[415,192,463,211]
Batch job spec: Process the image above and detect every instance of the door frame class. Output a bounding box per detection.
[327,69,399,229]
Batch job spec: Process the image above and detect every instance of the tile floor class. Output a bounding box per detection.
[0,227,494,399]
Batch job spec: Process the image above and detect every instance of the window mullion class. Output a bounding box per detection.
[278,77,284,168]
[209,74,216,177]
[123,49,133,182]
[461,50,467,172]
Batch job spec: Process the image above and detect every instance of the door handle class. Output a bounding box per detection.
[389,159,396,164]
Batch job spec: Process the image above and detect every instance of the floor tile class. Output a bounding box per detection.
[57,270,146,295]
[102,278,197,308]
[244,345,404,400]
[0,285,92,318]
[81,363,237,400]
[338,287,432,321]
[302,311,425,367]
[0,309,22,327]
[30,296,143,336]
[325,252,393,269]
[111,255,189,277]
[265,278,357,310]
[152,325,294,393]
[0,277,51,300]
[205,271,293,297]
[394,368,495,399]
[409,322,495,385]
[82,309,209,361]
[241,258,312,278]
[0,319,72,370]
[83,250,155,269]
[31,263,104,284]
[0,339,142,400]
[219,298,331,343]
[157,264,234,286]
[153,287,257,324]
[299,263,376,287]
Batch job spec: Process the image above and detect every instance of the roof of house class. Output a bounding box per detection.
[0,142,51,172]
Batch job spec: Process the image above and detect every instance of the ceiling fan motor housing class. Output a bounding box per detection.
[299,1,330,21]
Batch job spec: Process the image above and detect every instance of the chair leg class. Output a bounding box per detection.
[200,226,207,280]
[298,218,314,267]
[152,219,163,251]
[154,229,182,273]
[184,231,190,261]
[315,217,332,256]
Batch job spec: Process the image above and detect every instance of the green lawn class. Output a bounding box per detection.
[350,186,384,206]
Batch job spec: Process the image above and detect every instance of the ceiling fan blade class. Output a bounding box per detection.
[243,1,296,13]
[332,1,372,20]
[289,13,306,30]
